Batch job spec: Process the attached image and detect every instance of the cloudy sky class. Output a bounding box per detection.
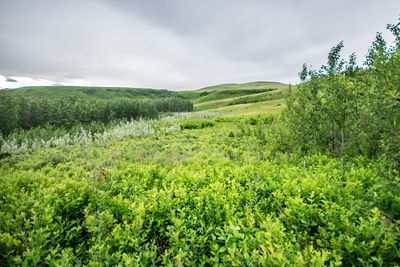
[0,0,399,90]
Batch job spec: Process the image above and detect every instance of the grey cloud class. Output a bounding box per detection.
[6,77,17,82]
[62,74,84,80]
[0,0,399,90]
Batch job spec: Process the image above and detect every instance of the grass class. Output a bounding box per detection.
[205,99,285,116]
[177,81,291,104]
[194,90,286,111]
[185,81,291,115]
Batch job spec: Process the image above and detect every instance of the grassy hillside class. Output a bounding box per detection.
[194,89,286,111]
[178,81,290,105]
[179,81,291,115]
[205,99,285,116]
[4,81,292,116]
[195,81,288,92]
[4,86,179,100]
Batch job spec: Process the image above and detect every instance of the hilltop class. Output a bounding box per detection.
[177,81,292,115]
[2,86,178,100]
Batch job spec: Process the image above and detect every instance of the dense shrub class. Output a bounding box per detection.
[154,98,193,112]
[0,96,193,136]
[179,119,215,129]
[283,17,400,172]
[0,116,399,265]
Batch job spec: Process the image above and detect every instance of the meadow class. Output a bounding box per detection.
[1,18,400,266]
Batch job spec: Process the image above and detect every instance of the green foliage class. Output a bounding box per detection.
[154,98,193,112]
[179,118,215,129]
[0,116,399,265]
[0,95,193,136]
[1,113,220,154]
[284,17,400,170]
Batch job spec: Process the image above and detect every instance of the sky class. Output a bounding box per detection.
[0,0,399,91]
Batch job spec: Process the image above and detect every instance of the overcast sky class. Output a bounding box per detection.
[0,0,399,90]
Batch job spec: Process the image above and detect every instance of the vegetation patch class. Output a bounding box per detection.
[179,118,215,129]
[0,115,399,265]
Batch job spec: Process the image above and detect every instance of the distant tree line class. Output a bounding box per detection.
[0,95,193,136]
[283,17,400,170]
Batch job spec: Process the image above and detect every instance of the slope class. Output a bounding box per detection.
[178,81,289,104]
[176,81,292,115]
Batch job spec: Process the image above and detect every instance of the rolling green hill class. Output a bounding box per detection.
[177,81,290,104]
[3,86,179,100]
[195,81,288,92]
[4,81,292,116]
[194,89,286,111]
[178,81,292,114]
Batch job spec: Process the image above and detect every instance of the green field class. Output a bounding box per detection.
[205,99,285,116]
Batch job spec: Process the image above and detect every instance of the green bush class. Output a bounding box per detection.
[179,119,215,129]
[283,17,400,172]
[0,116,399,265]
[0,95,194,136]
